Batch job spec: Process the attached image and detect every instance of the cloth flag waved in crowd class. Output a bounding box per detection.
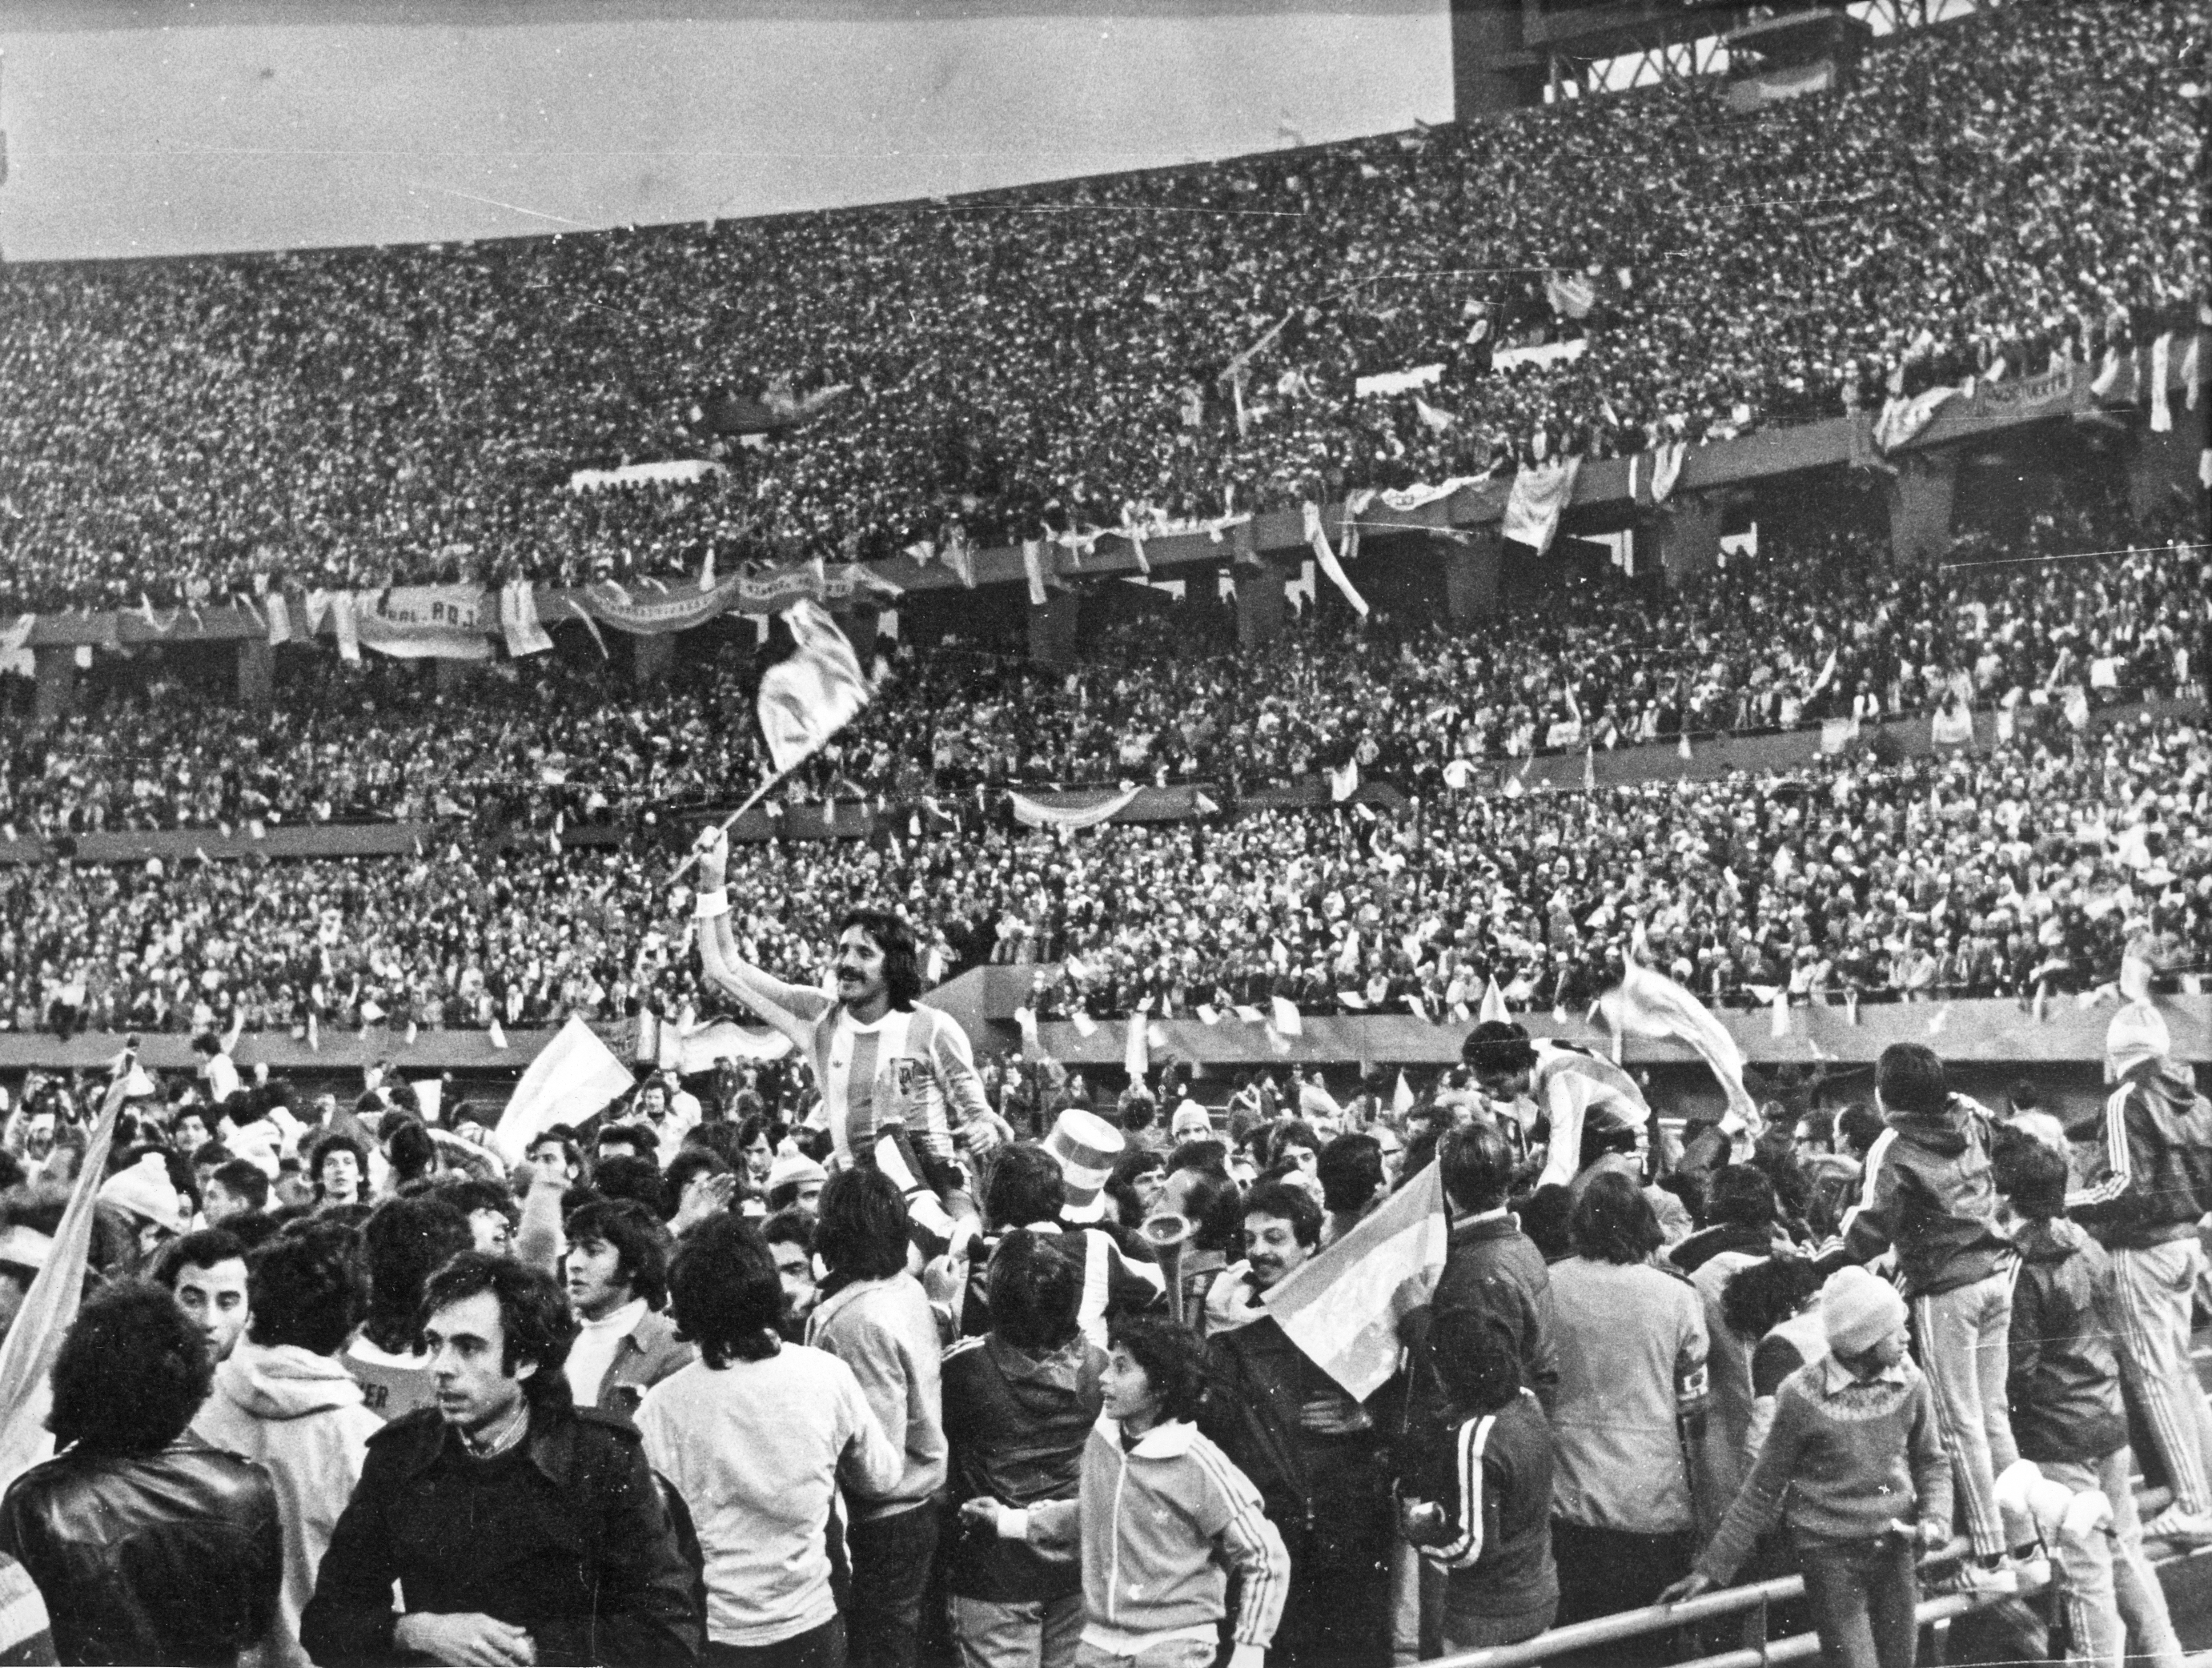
[0,1077,130,1493]
[1263,1161,1451,1401]
[757,598,875,777]
[1599,964,1765,1154]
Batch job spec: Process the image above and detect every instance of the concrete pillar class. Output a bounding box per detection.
[837,610,878,668]
[633,632,674,685]
[1027,592,1080,668]
[32,647,75,728]
[237,637,274,715]
[1234,559,1284,648]
[1652,492,1724,582]
[2127,402,2205,521]
[1885,449,1957,565]
[1444,530,1503,623]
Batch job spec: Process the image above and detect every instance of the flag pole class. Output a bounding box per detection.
[669,756,808,885]
[670,595,877,886]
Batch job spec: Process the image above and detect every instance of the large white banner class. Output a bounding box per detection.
[568,459,726,492]
[355,584,493,660]
[1491,338,1588,372]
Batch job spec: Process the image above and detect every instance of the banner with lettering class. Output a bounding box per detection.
[355,585,493,660]
[573,564,903,636]
[568,459,726,493]
[1973,363,2082,423]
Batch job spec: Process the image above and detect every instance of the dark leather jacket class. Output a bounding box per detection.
[0,1437,281,1666]
[299,1401,702,1667]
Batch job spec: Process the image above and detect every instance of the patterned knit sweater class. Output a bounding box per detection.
[1695,1353,1953,1582]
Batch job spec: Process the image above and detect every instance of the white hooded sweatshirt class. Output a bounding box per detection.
[193,1340,383,1668]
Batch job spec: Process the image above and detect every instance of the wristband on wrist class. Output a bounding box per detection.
[693,887,730,920]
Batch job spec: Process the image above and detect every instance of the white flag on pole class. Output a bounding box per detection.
[758,599,873,775]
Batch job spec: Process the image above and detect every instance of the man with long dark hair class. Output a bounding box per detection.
[941,1230,1103,1668]
[0,1281,282,1666]
[688,827,999,1244]
[302,1253,702,1667]
[807,1170,948,1668]
[343,1193,472,1422]
[562,1198,693,1421]
[637,1215,900,1668]
[1461,1020,1650,1192]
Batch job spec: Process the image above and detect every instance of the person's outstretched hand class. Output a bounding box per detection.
[1658,1571,1715,1606]
[692,826,729,892]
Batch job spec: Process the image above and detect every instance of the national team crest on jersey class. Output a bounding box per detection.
[893,1056,925,1099]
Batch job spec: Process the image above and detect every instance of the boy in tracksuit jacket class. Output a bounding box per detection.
[1814,1044,2021,1586]
[1397,1309,1557,1654]
[2064,1001,2212,1542]
[964,1315,1288,1668]
[1993,1126,2187,1667]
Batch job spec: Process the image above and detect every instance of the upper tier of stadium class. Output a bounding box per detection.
[0,0,2198,616]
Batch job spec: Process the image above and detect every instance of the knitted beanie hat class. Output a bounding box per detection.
[1822,1265,1906,1357]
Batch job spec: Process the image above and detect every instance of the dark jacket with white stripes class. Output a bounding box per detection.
[2065,1061,2211,1252]
[1403,1390,1556,1623]
[1815,1094,2010,1297]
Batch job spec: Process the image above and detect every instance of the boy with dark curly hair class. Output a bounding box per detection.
[963,1314,1290,1668]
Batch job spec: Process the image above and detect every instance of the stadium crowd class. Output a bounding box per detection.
[3,491,2203,837]
[1,694,2205,1039]
[1,976,2207,1668]
[0,0,2205,1657]
[0,0,2198,612]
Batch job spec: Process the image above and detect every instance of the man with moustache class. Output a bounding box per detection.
[691,827,999,1247]
[1204,1181,1395,1668]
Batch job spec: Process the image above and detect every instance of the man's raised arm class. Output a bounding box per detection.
[689,828,833,1048]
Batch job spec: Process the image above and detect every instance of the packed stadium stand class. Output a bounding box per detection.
[2,6,2211,1668]
[0,0,2197,610]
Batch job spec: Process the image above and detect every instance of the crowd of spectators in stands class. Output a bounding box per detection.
[0,0,2197,613]
[3,491,2202,838]
[1,694,2202,1037]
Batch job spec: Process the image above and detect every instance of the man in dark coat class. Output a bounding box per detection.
[300,1253,701,1667]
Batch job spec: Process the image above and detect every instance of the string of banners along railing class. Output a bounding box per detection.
[256,563,904,662]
